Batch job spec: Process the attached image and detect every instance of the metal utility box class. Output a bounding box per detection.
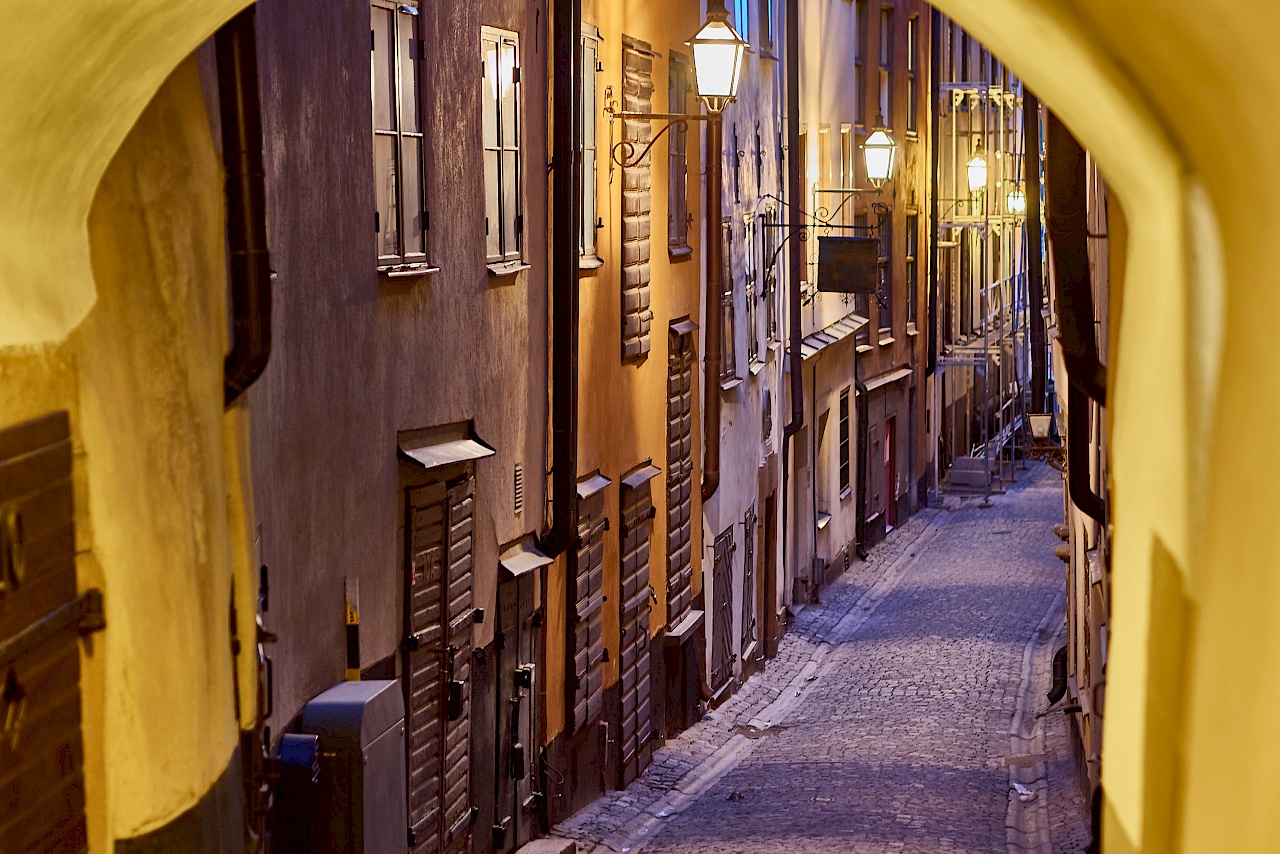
[298,680,408,854]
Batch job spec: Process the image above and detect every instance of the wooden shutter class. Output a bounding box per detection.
[710,528,735,693]
[621,37,655,362]
[618,478,654,786]
[665,330,695,629]
[0,412,96,854]
[405,476,475,854]
[570,493,606,731]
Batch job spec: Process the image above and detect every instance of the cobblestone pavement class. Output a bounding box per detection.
[554,463,1090,854]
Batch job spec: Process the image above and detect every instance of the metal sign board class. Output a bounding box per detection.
[817,236,878,293]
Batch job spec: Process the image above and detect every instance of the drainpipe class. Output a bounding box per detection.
[218,6,272,407]
[1044,111,1106,523]
[701,112,724,502]
[1024,90,1048,411]
[781,0,805,598]
[541,0,582,558]
[925,7,940,379]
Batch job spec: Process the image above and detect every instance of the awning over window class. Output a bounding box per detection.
[864,366,914,392]
[576,473,612,500]
[499,535,553,577]
[398,425,495,469]
[671,318,699,336]
[801,312,870,361]
[621,462,662,490]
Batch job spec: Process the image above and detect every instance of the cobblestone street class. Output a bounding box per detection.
[554,464,1091,854]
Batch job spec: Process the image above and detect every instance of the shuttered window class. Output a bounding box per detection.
[668,54,692,251]
[666,327,696,630]
[405,477,475,853]
[570,487,607,731]
[482,28,522,265]
[709,527,735,693]
[741,506,757,655]
[621,37,656,361]
[618,468,657,785]
[581,28,601,260]
[372,0,428,268]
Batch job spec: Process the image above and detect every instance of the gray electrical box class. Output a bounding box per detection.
[298,680,408,854]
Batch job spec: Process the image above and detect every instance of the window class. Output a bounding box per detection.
[758,0,775,52]
[482,28,522,265]
[906,17,918,133]
[721,220,737,381]
[763,203,779,341]
[668,53,691,252]
[581,28,600,259]
[878,8,893,126]
[745,215,759,364]
[906,213,918,326]
[878,208,893,334]
[839,387,852,495]
[839,125,853,222]
[733,0,750,41]
[732,123,742,204]
[960,32,970,81]
[372,1,426,267]
[855,0,868,126]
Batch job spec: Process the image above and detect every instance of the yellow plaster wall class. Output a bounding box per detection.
[0,57,255,849]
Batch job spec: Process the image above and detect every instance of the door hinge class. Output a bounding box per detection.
[0,589,106,672]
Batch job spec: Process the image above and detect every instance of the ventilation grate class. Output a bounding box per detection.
[514,463,524,513]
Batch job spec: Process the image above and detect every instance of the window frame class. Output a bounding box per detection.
[762,203,779,342]
[839,387,852,497]
[668,52,693,255]
[758,0,775,53]
[855,0,868,128]
[733,0,751,42]
[372,0,430,271]
[744,213,759,365]
[721,218,738,383]
[581,26,601,262]
[482,26,524,267]
[906,213,918,328]
[854,212,871,346]
[878,7,893,127]
[906,16,918,133]
[877,208,893,335]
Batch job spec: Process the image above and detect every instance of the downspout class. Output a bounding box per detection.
[1044,111,1106,523]
[781,0,805,602]
[541,0,581,558]
[1024,90,1048,411]
[218,6,272,407]
[701,112,724,502]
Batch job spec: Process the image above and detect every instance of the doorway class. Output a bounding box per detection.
[493,569,538,854]
[885,417,897,530]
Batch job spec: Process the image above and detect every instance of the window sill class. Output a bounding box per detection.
[378,263,440,280]
[669,245,694,262]
[749,359,766,376]
[855,343,874,354]
[906,323,919,337]
[878,335,896,347]
[579,255,604,270]
[720,376,744,391]
[487,261,531,279]
[840,486,853,502]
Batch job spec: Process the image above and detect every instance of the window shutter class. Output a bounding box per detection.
[620,37,655,362]
[571,492,607,731]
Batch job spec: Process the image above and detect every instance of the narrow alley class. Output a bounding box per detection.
[556,463,1089,853]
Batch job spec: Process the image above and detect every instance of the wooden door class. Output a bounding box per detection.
[666,329,695,630]
[709,528,734,694]
[570,493,606,731]
[494,573,536,854]
[885,418,897,529]
[0,413,96,854]
[762,493,779,658]
[405,477,474,854]
[618,479,654,786]
[740,506,756,659]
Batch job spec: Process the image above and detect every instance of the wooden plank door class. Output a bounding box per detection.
[405,477,474,854]
[885,417,897,529]
[494,571,536,854]
[0,413,94,854]
[709,528,735,694]
[570,493,606,731]
[740,506,757,659]
[665,329,695,629]
[618,479,654,787]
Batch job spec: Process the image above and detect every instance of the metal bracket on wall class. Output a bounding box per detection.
[0,589,106,673]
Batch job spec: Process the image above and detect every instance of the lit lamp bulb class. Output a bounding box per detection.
[1007,187,1027,214]
[967,146,988,194]
[687,9,748,113]
[861,119,897,189]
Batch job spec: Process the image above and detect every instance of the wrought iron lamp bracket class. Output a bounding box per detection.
[605,104,711,169]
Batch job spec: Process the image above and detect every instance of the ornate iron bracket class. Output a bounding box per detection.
[605,105,711,169]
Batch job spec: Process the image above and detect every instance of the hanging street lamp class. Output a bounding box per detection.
[1007,185,1028,214]
[967,140,989,194]
[604,1,746,501]
[860,114,898,190]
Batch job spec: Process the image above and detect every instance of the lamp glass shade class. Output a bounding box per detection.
[689,18,747,104]
[862,129,897,188]
[1007,188,1027,214]
[1029,413,1053,440]
[967,151,988,192]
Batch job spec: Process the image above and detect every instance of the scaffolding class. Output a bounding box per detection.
[933,81,1033,498]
